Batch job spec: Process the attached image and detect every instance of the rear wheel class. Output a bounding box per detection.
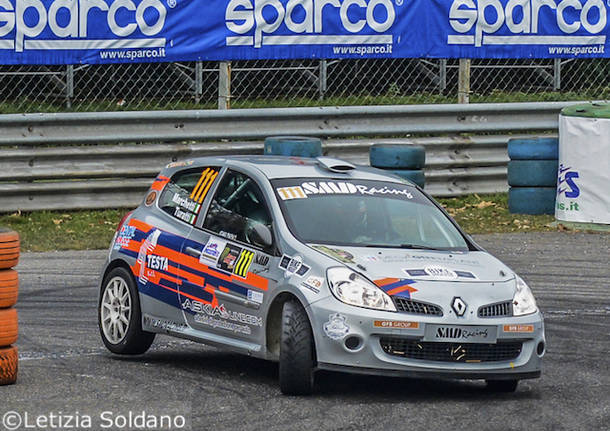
[279,300,315,395]
[98,267,155,355]
[486,379,519,392]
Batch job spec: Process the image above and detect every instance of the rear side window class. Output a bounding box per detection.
[158,167,220,225]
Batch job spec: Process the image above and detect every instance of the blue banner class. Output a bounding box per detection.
[0,0,607,64]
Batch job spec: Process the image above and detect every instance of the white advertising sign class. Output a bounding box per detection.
[557,115,610,224]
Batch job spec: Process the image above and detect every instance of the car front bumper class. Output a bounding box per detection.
[308,296,545,380]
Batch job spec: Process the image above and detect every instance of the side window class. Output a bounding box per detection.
[158,167,220,225]
[203,170,273,248]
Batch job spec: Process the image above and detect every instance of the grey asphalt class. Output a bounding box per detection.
[2,232,609,431]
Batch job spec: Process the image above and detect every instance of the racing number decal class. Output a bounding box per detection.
[190,168,219,203]
[234,250,254,278]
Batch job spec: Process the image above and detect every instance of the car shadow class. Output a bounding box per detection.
[108,346,540,401]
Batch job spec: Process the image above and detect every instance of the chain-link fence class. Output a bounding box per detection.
[0,58,608,113]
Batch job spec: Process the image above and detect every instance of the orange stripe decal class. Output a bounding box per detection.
[190,168,211,200]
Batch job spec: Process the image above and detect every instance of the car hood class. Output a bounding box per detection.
[309,244,514,283]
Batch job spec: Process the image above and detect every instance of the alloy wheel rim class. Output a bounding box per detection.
[100,276,132,344]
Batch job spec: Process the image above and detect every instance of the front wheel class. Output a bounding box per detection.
[98,267,155,355]
[486,379,519,393]
[279,300,315,395]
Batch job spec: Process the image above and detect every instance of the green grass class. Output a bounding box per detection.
[0,193,565,252]
[438,193,555,234]
[2,88,609,114]
[0,209,126,252]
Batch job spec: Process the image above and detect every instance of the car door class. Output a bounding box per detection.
[182,169,277,345]
[133,165,221,327]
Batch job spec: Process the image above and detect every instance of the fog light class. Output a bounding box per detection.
[344,336,362,351]
[537,341,545,356]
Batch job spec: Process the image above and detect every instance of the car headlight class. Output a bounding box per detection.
[512,276,538,316]
[327,267,396,312]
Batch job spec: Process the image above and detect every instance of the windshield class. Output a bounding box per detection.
[272,179,469,251]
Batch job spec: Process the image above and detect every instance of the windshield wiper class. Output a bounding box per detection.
[363,243,444,251]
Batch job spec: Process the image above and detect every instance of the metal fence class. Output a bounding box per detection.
[0,59,607,113]
[0,102,577,212]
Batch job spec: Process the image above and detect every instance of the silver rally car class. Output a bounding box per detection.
[98,156,545,394]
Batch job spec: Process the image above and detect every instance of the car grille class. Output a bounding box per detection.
[393,298,443,316]
[380,337,522,363]
[478,301,513,318]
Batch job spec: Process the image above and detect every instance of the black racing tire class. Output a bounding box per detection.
[508,137,558,160]
[486,379,519,393]
[98,267,155,355]
[508,187,556,215]
[279,299,315,395]
[370,144,426,169]
[388,169,426,188]
[264,136,323,158]
[508,160,558,187]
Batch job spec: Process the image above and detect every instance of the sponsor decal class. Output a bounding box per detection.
[503,324,535,333]
[225,0,397,49]
[166,160,194,169]
[189,168,219,204]
[145,190,157,206]
[146,254,169,271]
[407,254,481,267]
[182,299,263,327]
[363,255,380,262]
[323,313,350,340]
[436,326,489,340]
[218,243,243,273]
[137,229,161,285]
[200,238,227,264]
[143,314,187,332]
[424,265,458,280]
[247,289,264,304]
[219,230,238,241]
[279,254,309,277]
[279,255,292,270]
[254,253,270,266]
[0,0,171,54]
[301,181,413,199]
[234,249,255,278]
[405,267,476,279]
[114,224,136,250]
[302,275,324,294]
[312,245,355,263]
[277,186,307,200]
[556,164,581,212]
[447,0,608,49]
[374,320,419,329]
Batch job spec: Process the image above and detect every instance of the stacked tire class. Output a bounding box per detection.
[0,228,19,386]
[507,138,558,215]
[369,144,426,188]
[264,136,323,158]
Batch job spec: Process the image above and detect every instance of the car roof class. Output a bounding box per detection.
[172,155,409,184]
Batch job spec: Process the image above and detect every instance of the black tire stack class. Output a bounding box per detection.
[507,138,558,215]
[264,136,323,158]
[0,228,19,386]
[369,144,426,188]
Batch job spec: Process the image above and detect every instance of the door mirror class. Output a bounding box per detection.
[247,222,273,249]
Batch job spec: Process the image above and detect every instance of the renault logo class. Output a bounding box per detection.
[452,297,467,316]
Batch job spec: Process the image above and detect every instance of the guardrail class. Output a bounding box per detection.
[0,101,579,212]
